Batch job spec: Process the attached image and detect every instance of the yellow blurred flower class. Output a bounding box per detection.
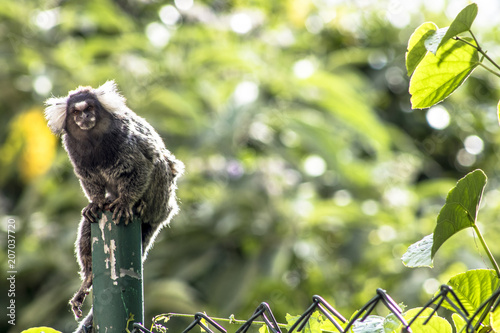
[0,109,57,183]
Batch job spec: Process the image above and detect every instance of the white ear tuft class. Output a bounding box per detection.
[94,80,127,114]
[44,96,68,135]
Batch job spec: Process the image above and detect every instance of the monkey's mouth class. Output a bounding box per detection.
[76,121,96,130]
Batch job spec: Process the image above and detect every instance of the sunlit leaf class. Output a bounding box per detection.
[497,99,500,125]
[285,312,324,333]
[384,308,451,333]
[406,309,452,333]
[401,233,433,268]
[452,313,469,333]
[286,313,302,329]
[439,3,478,50]
[406,22,437,76]
[152,314,171,324]
[409,38,479,109]
[259,324,270,333]
[442,269,500,316]
[423,4,477,56]
[21,328,63,333]
[424,27,448,55]
[490,305,500,332]
[403,315,452,333]
[432,169,487,258]
[382,313,401,332]
[351,315,384,333]
[200,317,208,332]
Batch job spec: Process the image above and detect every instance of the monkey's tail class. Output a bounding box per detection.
[73,308,93,333]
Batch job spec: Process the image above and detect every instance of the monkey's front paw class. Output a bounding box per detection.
[109,200,133,225]
[70,291,88,319]
[82,202,104,223]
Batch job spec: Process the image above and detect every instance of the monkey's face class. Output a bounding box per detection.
[68,100,97,131]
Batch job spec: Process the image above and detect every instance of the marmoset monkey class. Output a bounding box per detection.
[44,81,184,332]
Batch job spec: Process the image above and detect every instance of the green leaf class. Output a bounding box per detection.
[152,314,171,324]
[432,169,487,258]
[401,233,434,268]
[21,328,63,333]
[497,99,500,125]
[490,306,500,332]
[383,308,452,333]
[259,324,270,333]
[286,313,302,330]
[442,269,500,318]
[423,4,478,56]
[351,315,385,333]
[424,27,448,55]
[404,315,452,333]
[382,313,401,333]
[409,37,479,109]
[406,22,437,76]
[405,308,452,333]
[403,171,488,268]
[440,3,478,50]
[285,312,325,333]
[452,313,468,332]
[200,317,208,332]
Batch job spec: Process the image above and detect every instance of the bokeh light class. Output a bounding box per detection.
[464,135,484,155]
[145,22,171,48]
[230,13,253,34]
[426,105,450,130]
[293,59,315,79]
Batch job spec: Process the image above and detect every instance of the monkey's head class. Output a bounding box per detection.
[44,80,127,135]
[67,94,98,131]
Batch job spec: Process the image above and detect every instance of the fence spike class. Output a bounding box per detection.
[288,295,346,333]
[182,312,227,333]
[407,284,470,331]
[235,302,282,333]
[162,286,500,333]
[343,289,411,333]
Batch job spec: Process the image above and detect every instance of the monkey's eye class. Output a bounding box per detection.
[72,109,80,115]
[86,105,94,112]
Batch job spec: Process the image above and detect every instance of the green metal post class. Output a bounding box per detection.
[91,211,144,332]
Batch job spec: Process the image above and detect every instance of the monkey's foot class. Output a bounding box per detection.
[135,199,147,217]
[70,291,88,319]
[109,200,133,225]
[82,202,104,223]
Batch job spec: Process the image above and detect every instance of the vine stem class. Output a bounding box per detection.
[472,224,500,278]
[469,30,500,72]
[158,313,288,328]
[454,33,500,77]
[478,63,500,79]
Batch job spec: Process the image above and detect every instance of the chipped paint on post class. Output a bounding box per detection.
[91,211,144,332]
[98,213,108,241]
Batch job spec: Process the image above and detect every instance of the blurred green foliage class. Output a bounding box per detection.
[1,0,500,332]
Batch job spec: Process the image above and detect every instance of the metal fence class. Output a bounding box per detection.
[129,284,500,333]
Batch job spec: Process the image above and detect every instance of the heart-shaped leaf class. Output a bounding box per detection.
[439,3,478,51]
[401,233,433,268]
[409,37,479,109]
[406,22,437,76]
[424,27,449,55]
[432,169,486,258]
[402,170,487,268]
[442,269,500,318]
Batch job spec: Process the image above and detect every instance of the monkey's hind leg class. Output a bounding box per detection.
[70,217,93,319]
